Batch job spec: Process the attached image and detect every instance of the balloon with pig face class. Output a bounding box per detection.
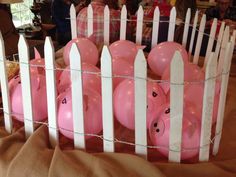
[149,103,201,160]
[9,74,48,122]
[114,79,166,130]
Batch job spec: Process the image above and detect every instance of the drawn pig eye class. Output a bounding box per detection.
[165,108,170,114]
[62,98,67,104]
[152,91,157,97]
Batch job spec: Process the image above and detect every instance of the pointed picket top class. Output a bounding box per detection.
[213,42,232,156]
[134,49,147,159]
[167,7,176,42]
[0,32,12,133]
[151,6,160,48]
[136,6,144,45]
[199,52,217,161]
[217,26,230,75]
[212,21,225,68]
[104,5,110,45]
[204,18,217,69]
[182,8,191,48]
[87,4,93,37]
[120,5,127,40]
[189,10,199,60]
[18,34,34,138]
[34,47,41,59]
[69,43,85,149]
[169,51,184,162]
[193,14,206,64]
[70,4,77,39]
[101,45,114,152]
[44,36,58,147]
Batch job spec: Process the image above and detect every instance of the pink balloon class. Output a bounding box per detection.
[161,63,205,94]
[57,88,103,140]
[58,63,101,94]
[149,103,201,160]
[114,79,166,130]
[148,42,188,76]
[9,74,48,122]
[30,58,62,80]
[109,40,145,64]
[63,38,99,66]
[184,83,219,123]
[112,58,134,89]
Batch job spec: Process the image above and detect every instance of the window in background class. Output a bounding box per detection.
[11,0,33,27]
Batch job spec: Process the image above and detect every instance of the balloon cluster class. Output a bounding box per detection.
[8,39,220,160]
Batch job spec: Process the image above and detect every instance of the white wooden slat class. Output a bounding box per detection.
[70,4,77,39]
[135,49,147,159]
[70,43,85,149]
[199,52,217,161]
[136,6,144,45]
[18,35,34,138]
[120,5,127,40]
[213,22,225,63]
[101,46,114,152]
[104,5,110,45]
[189,10,199,60]
[167,7,176,42]
[151,7,160,48]
[193,14,206,64]
[44,37,58,147]
[203,18,217,69]
[169,51,184,162]
[217,26,229,75]
[213,41,233,156]
[0,32,12,133]
[87,4,93,37]
[182,8,191,48]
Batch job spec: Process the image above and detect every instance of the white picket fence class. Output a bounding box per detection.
[0,5,236,163]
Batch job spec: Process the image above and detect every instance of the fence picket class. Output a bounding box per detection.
[199,52,217,161]
[135,49,147,159]
[151,7,160,48]
[104,5,110,45]
[101,46,114,152]
[70,4,77,39]
[87,4,93,37]
[44,37,58,147]
[213,41,233,155]
[193,14,206,64]
[69,43,85,149]
[204,18,217,69]
[136,6,144,45]
[213,22,225,64]
[167,7,176,42]
[169,51,184,162]
[0,32,12,133]
[189,11,199,60]
[18,35,34,138]
[182,8,191,48]
[120,5,127,40]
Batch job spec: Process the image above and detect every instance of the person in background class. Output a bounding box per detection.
[52,0,90,46]
[76,0,120,46]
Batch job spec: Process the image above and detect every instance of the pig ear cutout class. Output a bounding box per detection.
[34,47,41,59]
[136,45,146,50]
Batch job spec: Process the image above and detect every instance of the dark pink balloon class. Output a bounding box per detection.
[114,79,166,130]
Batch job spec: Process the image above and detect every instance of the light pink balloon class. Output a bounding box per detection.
[9,74,48,122]
[148,42,188,76]
[63,38,99,66]
[149,103,201,160]
[57,88,102,140]
[184,83,219,123]
[114,79,166,130]
[58,63,101,94]
[112,58,134,89]
[109,40,145,64]
[161,63,205,94]
[30,58,62,80]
